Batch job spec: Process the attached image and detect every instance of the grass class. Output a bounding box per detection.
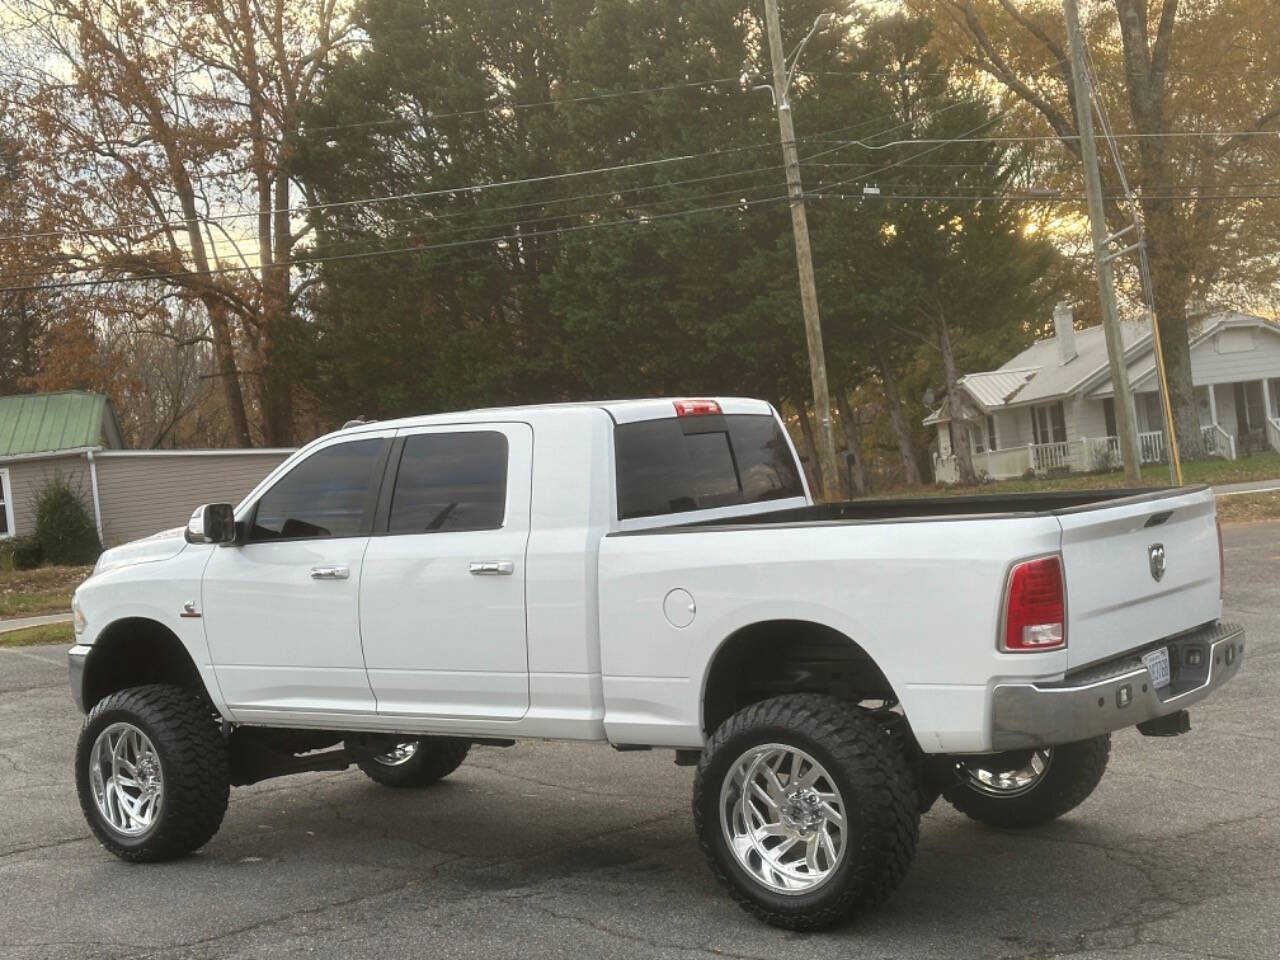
[0,622,76,647]
[1216,491,1280,525]
[0,565,92,619]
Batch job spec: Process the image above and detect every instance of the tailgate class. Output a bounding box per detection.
[1057,487,1221,669]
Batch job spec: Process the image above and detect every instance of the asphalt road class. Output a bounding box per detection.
[3,522,1278,960]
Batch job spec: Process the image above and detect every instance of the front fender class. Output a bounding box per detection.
[73,544,229,717]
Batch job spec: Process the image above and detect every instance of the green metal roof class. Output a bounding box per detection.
[0,392,117,456]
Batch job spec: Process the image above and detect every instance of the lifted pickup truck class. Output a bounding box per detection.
[69,397,1244,929]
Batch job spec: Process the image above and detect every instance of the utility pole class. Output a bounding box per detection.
[762,0,841,499]
[1063,0,1142,484]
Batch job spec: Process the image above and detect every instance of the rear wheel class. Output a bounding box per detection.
[944,735,1110,828]
[693,694,919,930]
[75,684,229,862]
[354,737,470,788]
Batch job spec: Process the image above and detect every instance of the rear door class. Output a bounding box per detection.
[359,422,533,720]
[1057,487,1221,669]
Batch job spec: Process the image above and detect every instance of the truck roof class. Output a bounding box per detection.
[341,396,774,432]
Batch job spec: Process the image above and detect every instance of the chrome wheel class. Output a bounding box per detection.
[373,741,420,767]
[958,748,1053,797]
[719,743,846,895]
[88,722,163,837]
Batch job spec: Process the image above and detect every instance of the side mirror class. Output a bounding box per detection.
[185,503,237,545]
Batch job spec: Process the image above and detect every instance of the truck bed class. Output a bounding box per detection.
[662,486,1195,529]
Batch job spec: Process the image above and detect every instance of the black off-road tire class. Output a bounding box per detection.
[75,684,229,862]
[693,694,920,931]
[944,735,1111,828]
[354,737,470,788]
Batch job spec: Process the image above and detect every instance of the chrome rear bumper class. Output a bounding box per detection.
[991,621,1244,750]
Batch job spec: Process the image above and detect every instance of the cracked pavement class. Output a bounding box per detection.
[2,521,1277,959]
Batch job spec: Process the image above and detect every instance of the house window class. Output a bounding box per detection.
[1031,403,1066,445]
[970,415,998,453]
[0,469,12,538]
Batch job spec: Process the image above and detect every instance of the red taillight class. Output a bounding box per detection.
[673,399,722,417]
[1216,518,1224,599]
[1002,555,1066,652]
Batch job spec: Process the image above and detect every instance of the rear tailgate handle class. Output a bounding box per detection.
[469,560,514,576]
[310,565,350,580]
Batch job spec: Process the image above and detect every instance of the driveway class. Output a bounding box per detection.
[3,523,1278,960]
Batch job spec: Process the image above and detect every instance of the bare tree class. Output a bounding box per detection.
[2,0,355,445]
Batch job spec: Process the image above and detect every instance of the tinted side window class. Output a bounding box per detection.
[615,414,803,520]
[388,431,508,534]
[251,438,386,541]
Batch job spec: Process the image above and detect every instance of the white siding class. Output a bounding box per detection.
[1190,328,1280,386]
[1065,396,1110,440]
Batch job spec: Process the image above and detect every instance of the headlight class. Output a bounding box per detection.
[72,594,87,636]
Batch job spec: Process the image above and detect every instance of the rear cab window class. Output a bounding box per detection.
[614,411,804,521]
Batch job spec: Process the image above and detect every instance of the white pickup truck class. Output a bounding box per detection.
[68,397,1243,929]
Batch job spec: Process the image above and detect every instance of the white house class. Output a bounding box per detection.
[925,306,1280,483]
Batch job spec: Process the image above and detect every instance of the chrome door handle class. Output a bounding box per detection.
[469,560,514,576]
[310,565,350,580]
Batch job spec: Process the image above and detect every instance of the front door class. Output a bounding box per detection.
[359,423,532,720]
[202,432,393,719]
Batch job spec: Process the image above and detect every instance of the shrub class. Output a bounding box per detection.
[10,535,44,570]
[33,476,101,566]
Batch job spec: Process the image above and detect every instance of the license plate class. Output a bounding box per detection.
[1142,647,1171,689]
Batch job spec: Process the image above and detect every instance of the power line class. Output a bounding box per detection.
[303,76,749,132]
[804,129,1280,148]
[0,76,753,164]
[806,189,1280,202]
[0,138,790,243]
[0,105,956,246]
[0,192,790,294]
[5,177,793,286]
[806,108,1018,198]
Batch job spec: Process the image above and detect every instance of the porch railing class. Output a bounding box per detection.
[1138,431,1165,463]
[1031,441,1072,472]
[1268,417,1280,455]
[1203,424,1237,460]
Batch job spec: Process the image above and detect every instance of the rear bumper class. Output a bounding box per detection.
[990,621,1244,750]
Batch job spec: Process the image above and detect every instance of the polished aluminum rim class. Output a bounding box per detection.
[89,722,163,837]
[958,748,1053,797]
[719,743,846,895]
[373,741,420,767]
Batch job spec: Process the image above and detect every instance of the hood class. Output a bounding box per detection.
[94,526,188,576]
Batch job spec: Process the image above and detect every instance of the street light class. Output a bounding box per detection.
[760,2,842,499]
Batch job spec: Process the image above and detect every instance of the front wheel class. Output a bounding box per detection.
[75,684,229,862]
[943,735,1110,828]
[354,737,470,788]
[693,694,920,931]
